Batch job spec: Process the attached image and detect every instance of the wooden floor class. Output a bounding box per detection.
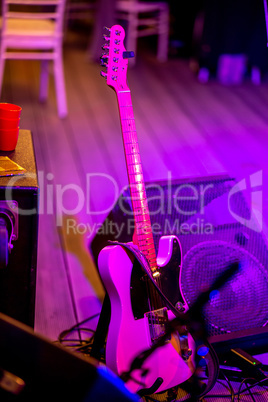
[2,21,268,380]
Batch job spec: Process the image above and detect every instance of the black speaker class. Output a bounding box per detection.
[0,130,38,327]
[0,313,138,401]
[91,174,268,338]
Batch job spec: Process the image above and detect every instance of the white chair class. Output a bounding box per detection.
[0,0,68,118]
[116,0,169,64]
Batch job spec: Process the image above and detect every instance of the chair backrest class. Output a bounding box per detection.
[1,0,66,39]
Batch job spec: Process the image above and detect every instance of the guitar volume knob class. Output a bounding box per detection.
[175,302,185,312]
[182,349,192,361]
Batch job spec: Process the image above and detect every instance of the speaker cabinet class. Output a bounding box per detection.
[0,313,138,401]
[0,130,38,327]
[91,174,268,337]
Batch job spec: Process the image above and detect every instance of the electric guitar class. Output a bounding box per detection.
[98,25,195,395]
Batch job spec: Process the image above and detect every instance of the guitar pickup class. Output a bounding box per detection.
[145,308,170,344]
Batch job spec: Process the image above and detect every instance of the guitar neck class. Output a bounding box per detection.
[117,90,158,275]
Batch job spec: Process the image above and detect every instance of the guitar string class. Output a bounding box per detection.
[120,93,165,315]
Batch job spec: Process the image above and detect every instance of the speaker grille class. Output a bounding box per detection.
[181,240,268,336]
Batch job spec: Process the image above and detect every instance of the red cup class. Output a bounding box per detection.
[0,103,22,119]
[0,117,20,130]
[0,127,19,151]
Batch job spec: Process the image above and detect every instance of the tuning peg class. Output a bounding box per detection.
[103,35,110,42]
[101,53,109,59]
[100,54,109,65]
[100,71,107,79]
[102,44,109,50]
[104,26,111,32]
[100,59,108,67]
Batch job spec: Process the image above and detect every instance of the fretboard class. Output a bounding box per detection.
[117,90,158,274]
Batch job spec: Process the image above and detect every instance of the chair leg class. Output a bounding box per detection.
[39,60,50,102]
[157,6,169,62]
[126,14,138,66]
[53,48,67,118]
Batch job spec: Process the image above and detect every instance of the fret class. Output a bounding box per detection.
[133,211,150,219]
[134,210,150,217]
[137,234,154,242]
[132,199,148,206]
[131,195,147,204]
[121,120,136,133]
[130,187,146,195]
[134,216,150,223]
[125,143,140,155]
[130,187,145,195]
[128,176,143,186]
[129,179,143,188]
[128,171,143,178]
[127,161,142,167]
[133,203,148,211]
[135,215,151,229]
[133,200,149,214]
[142,247,156,255]
[147,258,158,267]
[131,196,147,204]
[133,209,149,216]
[133,211,149,218]
[131,199,147,209]
[135,224,152,232]
[121,131,138,142]
[117,91,132,107]
[136,227,153,235]
[130,181,145,188]
[132,197,147,204]
[135,217,151,225]
[120,108,135,120]
[128,165,143,174]
[128,173,144,182]
[127,154,141,164]
[127,157,141,167]
[130,194,147,202]
[146,250,157,259]
[137,241,155,250]
[138,241,155,249]
[122,131,137,138]
[123,138,138,144]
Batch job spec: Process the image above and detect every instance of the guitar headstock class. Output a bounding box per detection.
[100,25,134,92]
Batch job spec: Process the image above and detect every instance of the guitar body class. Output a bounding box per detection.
[98,235,196,394]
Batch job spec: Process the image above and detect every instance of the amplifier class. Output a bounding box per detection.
[0,130,38,327]
[91,174,268,338]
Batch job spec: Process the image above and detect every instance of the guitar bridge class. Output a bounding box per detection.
[145,308,170,344]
